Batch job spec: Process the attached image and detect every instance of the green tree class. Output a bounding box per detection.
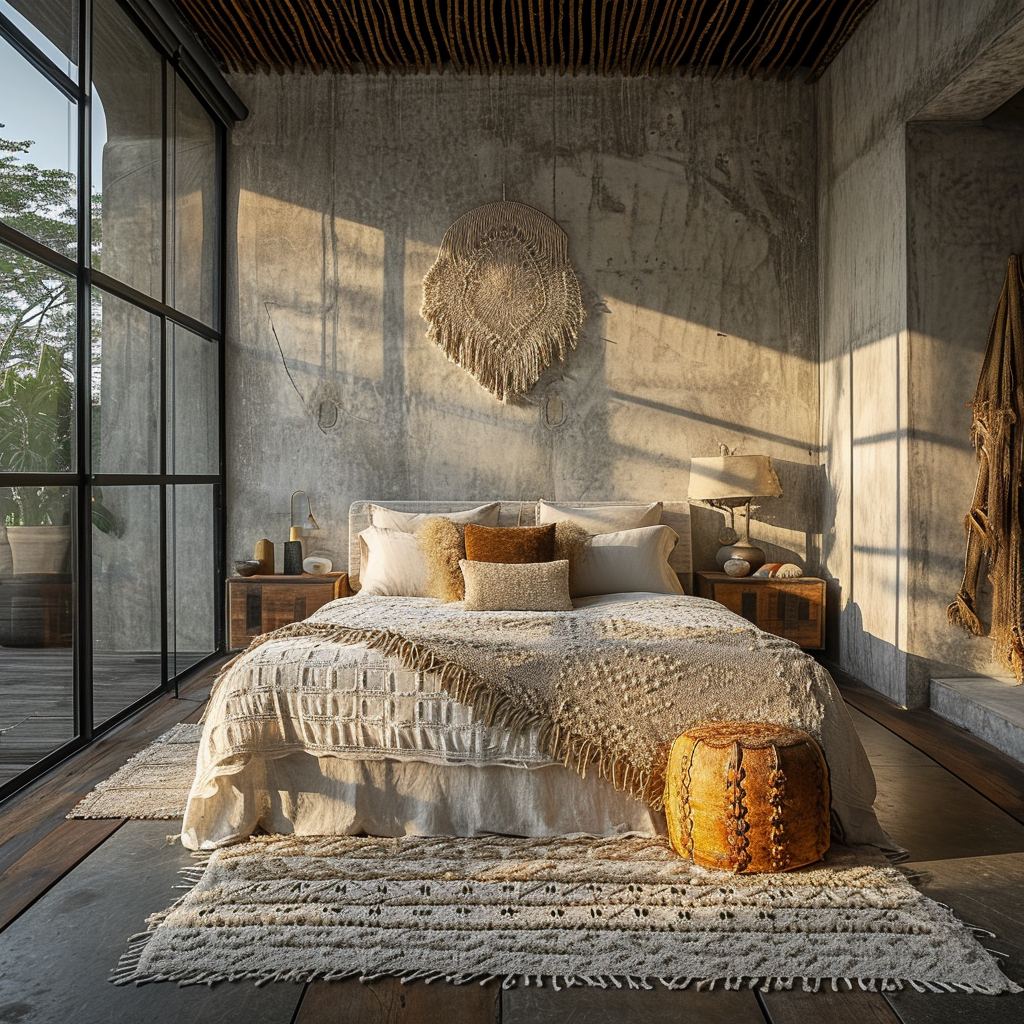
[0,136,113,530]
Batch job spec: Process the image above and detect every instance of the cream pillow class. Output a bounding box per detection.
[536,500,662,534]
[460,559,573,612]
[357,526,430,596]
[571,525,683,598]
[371,502,501,533]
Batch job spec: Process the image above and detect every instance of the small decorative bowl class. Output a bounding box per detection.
[233,559,261,577]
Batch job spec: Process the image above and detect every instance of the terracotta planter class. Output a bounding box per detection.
[6,525,72,575]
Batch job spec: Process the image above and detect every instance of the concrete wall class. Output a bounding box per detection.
[817,0,1024,704]
[224,71,821,576]
[906,120,1024,687]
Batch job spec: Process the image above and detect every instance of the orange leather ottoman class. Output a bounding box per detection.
[665,721,830,873]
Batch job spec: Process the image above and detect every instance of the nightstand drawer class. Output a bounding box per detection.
[696,572,825,649]
[228,573,351,649]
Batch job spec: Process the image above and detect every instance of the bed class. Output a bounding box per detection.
[181,500,891,855]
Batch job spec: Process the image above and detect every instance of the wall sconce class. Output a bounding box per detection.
[688,454,783,573]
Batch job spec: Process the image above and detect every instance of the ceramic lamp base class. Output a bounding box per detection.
[716,542,766,574]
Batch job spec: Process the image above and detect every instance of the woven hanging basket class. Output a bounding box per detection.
[421,201,585,402]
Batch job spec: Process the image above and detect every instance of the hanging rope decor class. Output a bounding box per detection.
[948,255,1024,682]
[421,201,584,402]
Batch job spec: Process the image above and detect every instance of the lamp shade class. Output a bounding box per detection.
[688,455,783,501]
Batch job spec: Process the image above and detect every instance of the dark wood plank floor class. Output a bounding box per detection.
[2,667,1024,1022]
[0,649,212,786]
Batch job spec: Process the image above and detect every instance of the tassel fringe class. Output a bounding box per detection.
[224,619,666,810]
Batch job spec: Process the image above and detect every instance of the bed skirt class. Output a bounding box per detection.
[182,754,665,849]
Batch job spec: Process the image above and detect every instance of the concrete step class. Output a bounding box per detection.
[930,676,1024,765]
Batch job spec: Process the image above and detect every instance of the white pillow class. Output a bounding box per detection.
[371,501,501,533]
[357,526,429,596]
[537,500,662,534]
[571,525,683,598]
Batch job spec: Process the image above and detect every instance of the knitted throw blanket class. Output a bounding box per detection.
[215,595,885,848]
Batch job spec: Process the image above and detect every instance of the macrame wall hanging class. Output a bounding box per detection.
[420,200,585,402]
[948,255,1024,682]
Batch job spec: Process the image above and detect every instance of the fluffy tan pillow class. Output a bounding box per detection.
[418,517,466,602]
[553,520,590,590]
[460,559,573,612]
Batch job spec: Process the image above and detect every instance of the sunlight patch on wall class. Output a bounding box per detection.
[601,296,814,452]
[606,400,689,498]
[237,191,384,383]
[333,216,385,382]
[848,332,902,645]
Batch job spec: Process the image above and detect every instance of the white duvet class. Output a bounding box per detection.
[182,593,891,854]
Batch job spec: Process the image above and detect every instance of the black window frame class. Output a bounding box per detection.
[0,0,242,801]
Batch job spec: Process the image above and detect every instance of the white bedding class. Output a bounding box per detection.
[183,594,667,849]
[182,593,888,853]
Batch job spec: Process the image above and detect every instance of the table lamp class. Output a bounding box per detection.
[688,454,783,572]
[285,490,320,574]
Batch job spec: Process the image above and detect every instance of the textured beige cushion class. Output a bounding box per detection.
[572,525,683,598]
[371,502,501,533]
[460,559,573,612]
[536,500,662,534]
[358,526,430,596]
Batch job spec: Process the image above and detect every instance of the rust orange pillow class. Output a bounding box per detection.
[464,523,556,564]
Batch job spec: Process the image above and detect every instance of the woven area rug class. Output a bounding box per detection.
[113,833,1020,994]
[70,723,200,820]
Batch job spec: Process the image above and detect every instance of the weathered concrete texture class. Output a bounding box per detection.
[914,15,1024,122]
[930,676,1024,764]
[225,71,821,575]
[906,121,1024,694]
[818,0,1024,705]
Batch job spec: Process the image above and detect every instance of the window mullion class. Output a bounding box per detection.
[0,11,81,101]
[76,0,95,744]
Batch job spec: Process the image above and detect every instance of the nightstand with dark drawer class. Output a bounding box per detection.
[695,571,825,650]
[227,572,352,649]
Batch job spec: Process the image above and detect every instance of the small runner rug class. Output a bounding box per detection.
[113,833,1020,994]
[70,723,200,820]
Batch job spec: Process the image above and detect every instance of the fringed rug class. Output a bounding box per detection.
[113,833,1020,994]
[70,723,200,820]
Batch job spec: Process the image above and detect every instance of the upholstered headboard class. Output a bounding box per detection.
[348,500,693,592]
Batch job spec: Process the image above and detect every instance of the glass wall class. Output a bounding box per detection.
[0,0,227,796]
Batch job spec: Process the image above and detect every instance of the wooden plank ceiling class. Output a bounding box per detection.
[171,0,880,81]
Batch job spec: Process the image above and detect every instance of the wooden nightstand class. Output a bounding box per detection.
[695,571,825,650]
[227,572,352,649]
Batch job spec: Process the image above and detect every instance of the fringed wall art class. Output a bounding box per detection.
[421,201,584,403]
[948,255,1024,682]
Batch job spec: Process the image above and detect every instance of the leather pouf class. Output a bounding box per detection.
[664,721,830,873]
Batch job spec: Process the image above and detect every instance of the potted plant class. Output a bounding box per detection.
[0,138,115,644]
[1,340,75,573]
